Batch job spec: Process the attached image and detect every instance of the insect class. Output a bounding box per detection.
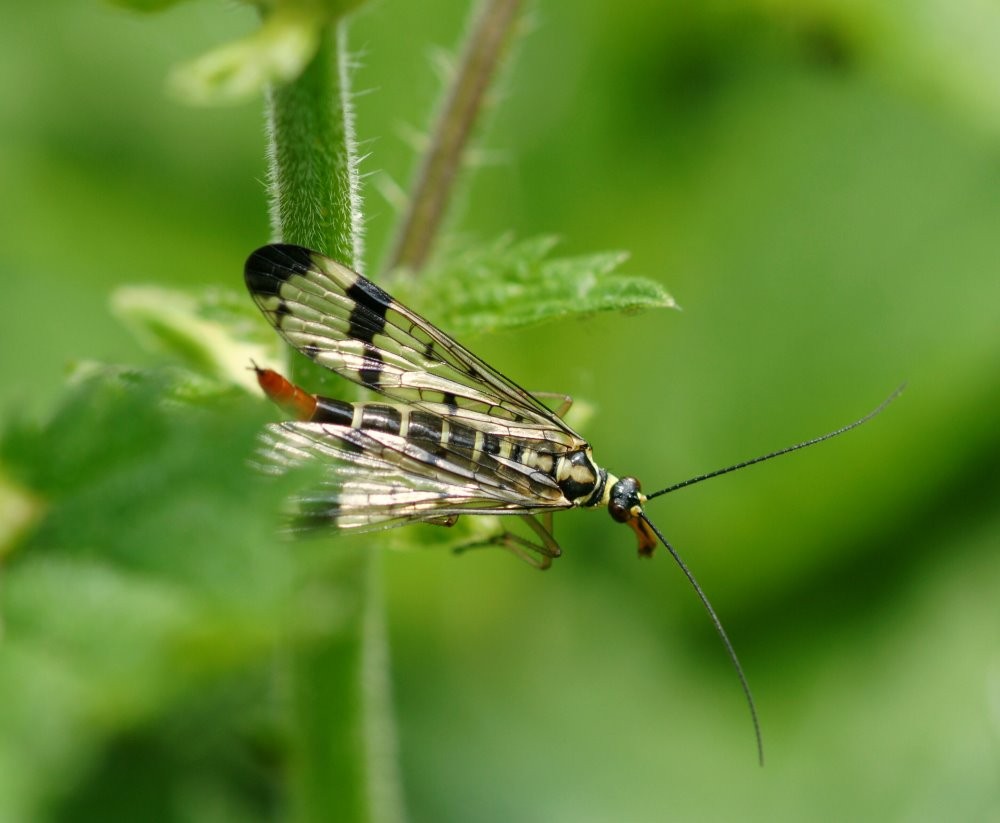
[245,242,901,764]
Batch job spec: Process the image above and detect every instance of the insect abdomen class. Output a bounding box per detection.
[254,366,572,506]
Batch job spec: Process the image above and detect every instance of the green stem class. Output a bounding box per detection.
[266,20,402,823]
[386,0,523,274]
[268,24,362,271]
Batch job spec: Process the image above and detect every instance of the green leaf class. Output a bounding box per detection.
[0,366,359,821]
[168,3,325,106]
[111,284,283,392]
[164,0,373,105]
[391,235,677,336]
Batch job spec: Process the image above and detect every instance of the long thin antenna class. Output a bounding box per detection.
[640,512,764,766]
[647,383,905,501]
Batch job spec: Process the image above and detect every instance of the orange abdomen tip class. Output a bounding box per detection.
[251,362,317,421]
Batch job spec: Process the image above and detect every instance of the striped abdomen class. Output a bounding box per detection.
[253,366,604,508]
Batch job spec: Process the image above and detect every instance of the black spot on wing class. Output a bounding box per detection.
[346,275,393,315]
[244,244,313,296]
[346,276,391,344]
[292,499,334,531]
[358,348,384,388]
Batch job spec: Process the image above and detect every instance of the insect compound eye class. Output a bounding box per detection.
[608,500,630,523]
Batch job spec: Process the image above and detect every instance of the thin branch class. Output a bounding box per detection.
[386,0,522,273]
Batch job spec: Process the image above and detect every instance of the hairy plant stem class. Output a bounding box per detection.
[386,0,523,274]
[268,26,362,273]
[266,20,402,823]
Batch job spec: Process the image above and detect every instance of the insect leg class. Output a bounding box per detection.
[521,514,562,559]
[531,391,574,419]
[452,515,562,570]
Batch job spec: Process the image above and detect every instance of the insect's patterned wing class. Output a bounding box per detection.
[244,244,587,454]
[258,420,573,531]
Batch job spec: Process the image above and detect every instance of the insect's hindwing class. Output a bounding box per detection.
[257,413,572,531]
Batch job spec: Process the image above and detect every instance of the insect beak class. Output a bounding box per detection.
[629,509,658,558]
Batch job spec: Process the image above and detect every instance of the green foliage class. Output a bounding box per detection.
[6,1,1000,821]
[0,366,339,821]
[169,4,324,106]
[390,235,676,336]
[160,0,371,105]
[111,285,282,390]
[113,0,374,105]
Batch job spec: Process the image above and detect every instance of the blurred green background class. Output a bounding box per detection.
[3,1,999,821]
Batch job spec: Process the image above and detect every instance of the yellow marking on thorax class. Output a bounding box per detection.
[600,472,620,507]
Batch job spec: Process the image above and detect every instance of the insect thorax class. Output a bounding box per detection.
[546,448,609,508]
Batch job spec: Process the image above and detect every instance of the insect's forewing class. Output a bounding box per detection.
[245,244,587,453]
[258,419,571,531]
